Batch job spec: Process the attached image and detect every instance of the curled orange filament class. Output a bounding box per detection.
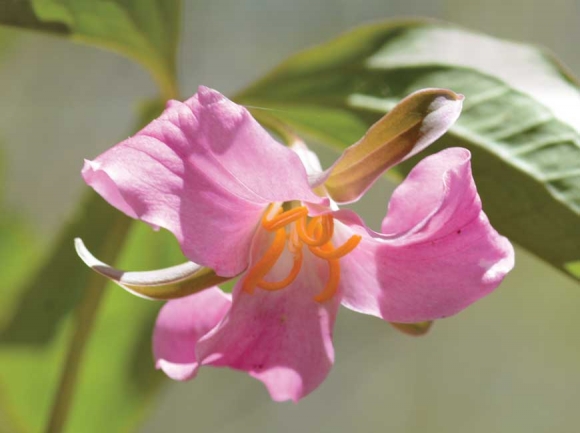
[242,203,361,303]
[309,235,362,260]
[258,249,303,291]
[296,214,333,246]
[241,228,287,294]
[314,259,340,303]
[262,205,308,231]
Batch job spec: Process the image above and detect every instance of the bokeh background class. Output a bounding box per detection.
[1,0,580,432]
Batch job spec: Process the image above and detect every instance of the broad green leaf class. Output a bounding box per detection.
[0,0,180,99]
[236,20,580,282]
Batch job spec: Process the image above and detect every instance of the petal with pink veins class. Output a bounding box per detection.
[336,148,514,323]
[196,229,340,402]
[153,287,231,381]
[82,86,325,277]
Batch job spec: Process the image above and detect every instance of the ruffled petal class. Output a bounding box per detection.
[152,287,231,381]
[337,148,514,323]
[82,86,324,276]
[196,229,340,402]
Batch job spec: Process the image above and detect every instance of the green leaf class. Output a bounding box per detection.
[0,1,68,33]
[236,20,580,282]
[0,0,180,99]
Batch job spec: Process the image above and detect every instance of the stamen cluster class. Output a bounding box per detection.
[242,203,362,302]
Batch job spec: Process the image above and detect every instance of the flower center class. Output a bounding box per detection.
[241,203,361,302]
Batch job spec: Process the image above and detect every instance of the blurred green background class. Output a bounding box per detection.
[1,0,580,432]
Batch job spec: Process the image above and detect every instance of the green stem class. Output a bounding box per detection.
[42,50,179,433]
[44,214,131,433]
[44,273,105,433]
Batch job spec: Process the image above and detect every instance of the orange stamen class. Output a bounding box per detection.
[314,258,340,302]
[243,203,361,303]
[321,215,335,243]
[297,214,332,246]
[262,204,308,231]
[257,250,303,291]
[242,228,287,294]
[309,215,334,245]
[309,235,362,260]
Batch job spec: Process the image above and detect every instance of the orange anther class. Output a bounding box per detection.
[309,235,362,260]
[262,204,308,231]
[258,250,303,291]
[242,228,287,293]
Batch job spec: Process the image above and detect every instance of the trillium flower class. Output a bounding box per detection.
[77,86,514,402]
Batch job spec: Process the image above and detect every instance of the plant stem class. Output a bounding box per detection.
[44,271,106,433]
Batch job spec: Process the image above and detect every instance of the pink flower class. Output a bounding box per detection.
[81,86,514,402]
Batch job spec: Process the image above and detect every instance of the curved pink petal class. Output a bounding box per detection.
[82,86,324,276]
[196,229,340,402]
[336,148,514,323]
[153,287,231,381]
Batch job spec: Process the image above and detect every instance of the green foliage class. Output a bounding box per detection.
[0,97,183,433]
[0,220,186,433]
[65,222,185,433]
[0,195,131,344]
[0,148,40,318]
[236,20,580,283]
[0,1,68,34]
[0,0,180,98]
[0,155,42,433]
[0,92,187,431]
[0,4,184,430]
[1,10,579,433]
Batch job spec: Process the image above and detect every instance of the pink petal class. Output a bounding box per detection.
[153,287,231,381]
[337,148,514,323]
[82,86,324,276]
[196,229,340,402]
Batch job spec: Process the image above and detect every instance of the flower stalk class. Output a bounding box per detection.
[44,271,106,433]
